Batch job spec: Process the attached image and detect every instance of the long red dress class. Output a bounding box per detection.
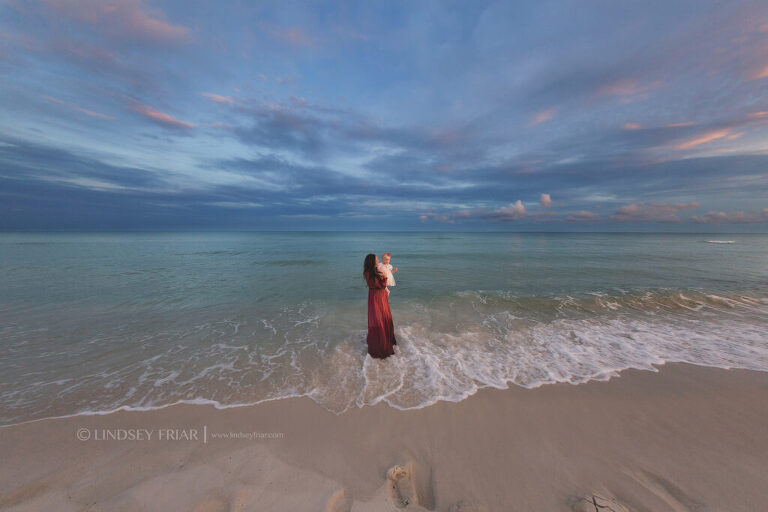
[365,271,397,359]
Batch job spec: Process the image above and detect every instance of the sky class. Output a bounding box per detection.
[1,0,768,231]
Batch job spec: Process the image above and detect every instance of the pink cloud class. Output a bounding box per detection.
[674,128,731,150]
[275,76,296,85]
[43,95,115,120]
[567,211,600,222]
[53,39,119,67]
[596,79,661,101]
[419,212,453,224]
[692,208,768,224]
[201,93,234,105]
[260,23,314,47]
[130,102,193,128]
[492,200,526,220]
[751,64,768,79]
[529,107,557,126]
[539,193,552,207]
[610,202,701,223]
[39,0,189,43]
[623,123,642,130]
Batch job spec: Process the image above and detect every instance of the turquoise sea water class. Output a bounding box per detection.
[1,232,767,425]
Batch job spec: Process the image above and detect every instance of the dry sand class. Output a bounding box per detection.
[1,362,767,511]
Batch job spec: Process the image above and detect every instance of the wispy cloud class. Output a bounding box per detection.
[610,202,701,223]
[206,201,263,209]
[419,212,453,224]
[751,64,768,80]
[38,0,190,44]
[674,128,732,150]
[130,102,194,128]
[529,107,557,126]
[260,23,315,47]
[421,200,528,223]
[692,208,768,224]
[201,93,234,105]
[43,95,115,120]
[567,210,600,222]
[596,79,661,102]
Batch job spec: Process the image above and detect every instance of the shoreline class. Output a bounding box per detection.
[2,358,763,431]
[2,362,768,510]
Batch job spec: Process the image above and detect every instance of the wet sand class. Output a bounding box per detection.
[1,362,767,511]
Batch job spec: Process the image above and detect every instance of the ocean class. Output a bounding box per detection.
[1,232,767,426]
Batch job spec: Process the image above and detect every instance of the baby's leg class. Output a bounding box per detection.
[386,287,390,296]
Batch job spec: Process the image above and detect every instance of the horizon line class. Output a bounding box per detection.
[1,230,766,235]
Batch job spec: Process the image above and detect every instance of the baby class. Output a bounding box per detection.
[377,252,398,295]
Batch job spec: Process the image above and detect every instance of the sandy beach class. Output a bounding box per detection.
[2,362,767,511]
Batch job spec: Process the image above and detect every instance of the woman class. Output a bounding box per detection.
[363,253,397,359]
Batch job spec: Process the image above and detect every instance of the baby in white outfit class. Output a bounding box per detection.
[377,252,397,295]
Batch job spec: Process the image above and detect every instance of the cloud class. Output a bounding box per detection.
[230,97,478,162]
[529,107,557,126]
[539,193,552,207]
[692,208,768,224]
[260,23,314,47]
[623,123,642,130]
[130,102,194,129]
[674,128,732,150]
[43,95,115,120]
[206,201,263,209]
[38,0,190,44]
[751,65,768,80]
[595,79,661,100]
[275,76,296,85]
[567,210,600,222]
[491,200,526,220]
[0,136,164,192]
[419,212,452,223]
[427,200,528,223]
[610,202,701,223]
[201,93,234,105]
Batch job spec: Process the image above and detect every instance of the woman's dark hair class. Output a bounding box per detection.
[363,253,378,280]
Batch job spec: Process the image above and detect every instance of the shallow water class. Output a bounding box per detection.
[1,232,767,425]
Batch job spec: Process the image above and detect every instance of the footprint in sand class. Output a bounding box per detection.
[448,500,490,512]
[386,461,435,509]
[571,493,631,512]
[387,465,412,508]
[325,487,352,512]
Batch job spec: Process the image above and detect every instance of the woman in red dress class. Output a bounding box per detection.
[363,253,397,359]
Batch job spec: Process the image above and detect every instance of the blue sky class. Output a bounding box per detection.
[1,0,768,231]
